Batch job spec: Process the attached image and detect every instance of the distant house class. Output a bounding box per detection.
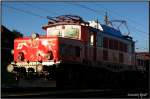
[135,52,150,72]
[1,25,23,86]
[1,25,23,63]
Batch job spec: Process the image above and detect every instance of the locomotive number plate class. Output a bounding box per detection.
[16,62,40,66]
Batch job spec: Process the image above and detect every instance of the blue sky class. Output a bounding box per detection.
[2,2,149,52]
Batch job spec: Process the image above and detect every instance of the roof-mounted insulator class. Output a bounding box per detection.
[104,12,109,25]
[47,15,88,25]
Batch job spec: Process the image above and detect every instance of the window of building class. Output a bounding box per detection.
[103,37,109,48]
[103,50,108,61]
[131,43,135,53]
[109,39,114,49]
[119,42,127,52]
[119,41,123,51]
[139,60,144,66]
[137,59,140,65]
[64,27,79,38]
[97,34,103,47]
[128,44,132,53]
[47,29,62,37]
[119,53,124,63]
[124,43,127,52]
[129,55,132,62]
[114,40,118,50]
[103,37,128,52]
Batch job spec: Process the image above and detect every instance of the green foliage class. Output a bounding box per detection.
[12,29,23,38]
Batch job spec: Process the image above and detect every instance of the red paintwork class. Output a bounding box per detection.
[13,23,135,67]
[81,25,88,43]
[14,37,59,62]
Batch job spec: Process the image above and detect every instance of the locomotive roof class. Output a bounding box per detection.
[42,15,89,29]
[90,24,133,42]
[101,25,123,38]
[102,25,133,41]
[43,15,133,42]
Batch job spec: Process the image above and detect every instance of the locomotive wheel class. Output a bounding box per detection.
[43,65,56,80]
[15,72,19,80]
[27,68,34,79]
[43,71,49,80]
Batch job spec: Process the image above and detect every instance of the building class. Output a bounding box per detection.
[1,25,23,86]
[135,52,150,72]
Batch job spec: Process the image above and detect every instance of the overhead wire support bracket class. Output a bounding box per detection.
[109,20,130,36]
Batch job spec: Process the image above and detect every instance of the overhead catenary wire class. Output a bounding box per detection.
[129,24,148,35]
[94,4,146,27]
[19,3,79,21]
[72,3,146,45]
[95,4,149,35]
[5,3,148,36]
[69,2,116,22]
[3,3,148,52]
[22,3,58,15]
[69,2,148,52]
[70,2,148,36]
[69,2,104,16]
[3,5,47,19]
[4,3,149,52]
[4,3,148,35]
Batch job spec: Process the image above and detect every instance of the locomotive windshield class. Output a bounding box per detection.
[47,25,80,39]
[64,27,79,38]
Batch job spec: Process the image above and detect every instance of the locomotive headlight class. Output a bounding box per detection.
[7,64,14,73]
[36,64,43,73]
[11,49,14,55]
[31,33,39,39]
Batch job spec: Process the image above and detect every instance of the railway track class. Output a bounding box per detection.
[2,87,148,98]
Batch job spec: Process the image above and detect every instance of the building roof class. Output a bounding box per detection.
[1,25,12,34]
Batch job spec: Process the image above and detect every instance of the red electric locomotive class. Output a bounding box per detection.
[7,15,137,88]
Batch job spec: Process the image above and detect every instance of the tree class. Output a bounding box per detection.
[12,29,23,38]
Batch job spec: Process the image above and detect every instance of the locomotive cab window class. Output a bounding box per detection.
[97,33,103,47]
[64,27,79,39]
[47,28,62,37]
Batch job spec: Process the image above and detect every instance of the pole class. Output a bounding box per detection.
[104,12,108,25]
